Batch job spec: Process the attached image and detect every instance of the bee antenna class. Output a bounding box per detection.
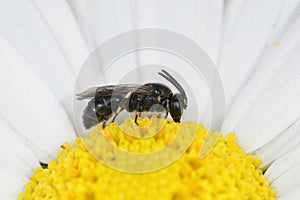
[158,69,187,102]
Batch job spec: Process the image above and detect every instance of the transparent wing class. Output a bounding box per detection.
[76,84,152,100]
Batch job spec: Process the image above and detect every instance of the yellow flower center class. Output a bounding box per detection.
[19,117,275,200]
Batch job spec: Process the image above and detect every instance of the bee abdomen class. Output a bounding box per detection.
[82,98,99,129]
[82,97,114,129]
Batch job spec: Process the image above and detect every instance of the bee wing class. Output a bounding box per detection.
[76,84,152,100]
[76,87,99,100]
[104,84,153,98]
[76,85,117,100]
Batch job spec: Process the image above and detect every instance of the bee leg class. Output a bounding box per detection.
[164,111,168,119]
[102,115,112,128]
[164,99,169,119]
[111,106,124,123]
[102,120,109,128]
[111,114,117,123]
[134,112,141,125]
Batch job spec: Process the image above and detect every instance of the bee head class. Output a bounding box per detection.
[169,93,185,123]
[158,69,188,108]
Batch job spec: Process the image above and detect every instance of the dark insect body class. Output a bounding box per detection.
[77,70,187,129]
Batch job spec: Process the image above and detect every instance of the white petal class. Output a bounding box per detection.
[0,120,39,176]
[0,169,29,199]
[67,0,137,50]
[0,0,75,116]
[266,0,300,43]
[232,40,300,152]
[222,15,300,135]
[68,0,223,63]
[0,120,38,199]
[0,36,75,162]
[277,186,300,200]
[136,0,223,62]
[218,0,300,107]
[253,117,300,167]
[67,0,139,85]
[32,0,89,74]
[265,145,300,197]
[221,15,300,151]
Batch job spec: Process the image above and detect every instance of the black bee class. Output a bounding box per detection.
[77,70,187,129]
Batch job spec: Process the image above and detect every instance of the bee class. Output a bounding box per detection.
[77,70,187,129]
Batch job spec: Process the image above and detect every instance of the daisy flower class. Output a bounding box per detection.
[1,0,300,199]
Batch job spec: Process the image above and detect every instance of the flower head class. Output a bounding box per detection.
[19,118,275,199]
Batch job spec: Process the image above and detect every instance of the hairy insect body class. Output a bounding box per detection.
[126,83,172,112]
